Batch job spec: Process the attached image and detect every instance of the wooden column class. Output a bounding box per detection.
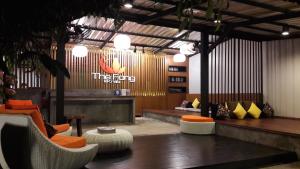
[56,35,66,124]
[201,31,209,117]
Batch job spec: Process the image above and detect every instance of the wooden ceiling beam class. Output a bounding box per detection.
[154,30,192,53]
[157,0,300,31]
[232,11,300,28]
[231,0,292,13]
[70,24,198,43]
[99,20,125,49]
[81,38,179,50]
[117,11,274,41]
[142,7,177,24]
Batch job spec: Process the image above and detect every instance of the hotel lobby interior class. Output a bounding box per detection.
[1,0,300,169]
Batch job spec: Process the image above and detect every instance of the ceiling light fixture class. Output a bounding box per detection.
[180,43,196,55]
[173,53,186,63]
[72,45,88,57]
[114,34,131,50]
[124,0,133,9]
[214,13,221,24]
[281,26,290,36]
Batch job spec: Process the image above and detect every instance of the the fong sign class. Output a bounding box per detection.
[91,56,136,83]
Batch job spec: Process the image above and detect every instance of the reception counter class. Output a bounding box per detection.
[50,89,135,124]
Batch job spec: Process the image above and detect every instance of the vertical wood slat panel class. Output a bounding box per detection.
[49,45,167,96]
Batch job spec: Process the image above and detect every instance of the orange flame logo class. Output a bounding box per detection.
[99,56,126,74]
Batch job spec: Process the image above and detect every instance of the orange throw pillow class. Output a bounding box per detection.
[53,124,70,133]
[0,104,5,113]
[10,105,39,110]
[51,135,86,148]
[6,99,33,109]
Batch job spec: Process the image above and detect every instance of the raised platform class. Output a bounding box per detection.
[87,134,297,169]
[143,109,199,124]
[216,118,300,137]
[143,109,300,158]
[216,118,300,158]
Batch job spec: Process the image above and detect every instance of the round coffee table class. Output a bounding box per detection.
[83,129,133,153]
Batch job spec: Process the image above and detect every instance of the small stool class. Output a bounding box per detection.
[180,115,215,135]
[65,114,85,136]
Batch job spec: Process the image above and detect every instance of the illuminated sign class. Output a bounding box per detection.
[92,56,136,83]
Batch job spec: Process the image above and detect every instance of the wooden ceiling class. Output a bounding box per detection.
[72,0,300,53]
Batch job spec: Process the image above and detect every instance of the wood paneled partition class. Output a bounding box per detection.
[50,44,167,96]
[208,37,263,104]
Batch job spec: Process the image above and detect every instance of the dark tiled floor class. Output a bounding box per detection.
[86,134,297,169]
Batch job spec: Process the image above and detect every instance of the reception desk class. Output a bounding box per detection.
[50,90,135,124]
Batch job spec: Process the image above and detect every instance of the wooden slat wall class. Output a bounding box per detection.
[14,61,42,89]
[208,37,263,104]
[50,44,167,96]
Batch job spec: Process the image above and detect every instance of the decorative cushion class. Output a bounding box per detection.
[44,121,57,138]
[181,115,214,122]
[0,104,5,113]
[53,123,70,133]
[186,102,193,108]
[6,99,33,108]
[180,100,189,108]
[247,102,262,119]
[233,102,247,119]
[216,104,230,120]
[192,98,200,109]
[51,135,86,148]
[225,101,238,111]
[10,104,39,110]
[262,103,274,118]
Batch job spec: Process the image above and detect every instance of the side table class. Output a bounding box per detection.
[65,114,85,136]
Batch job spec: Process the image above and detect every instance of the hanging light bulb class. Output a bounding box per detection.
[114,34,131,50]
[281,26,290,36]
[173,53,186,62]
[72,45,88,57]
[124,0,133,9]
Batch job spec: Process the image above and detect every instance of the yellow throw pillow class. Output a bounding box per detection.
[233,102,247,119]
[247,102,262,119]
[192,98,200,109]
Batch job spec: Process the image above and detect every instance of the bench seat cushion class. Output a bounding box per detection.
[51,135,86,148]
[181,115,214,122]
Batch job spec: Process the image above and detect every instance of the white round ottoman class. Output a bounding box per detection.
[83,129,133,153]
[180,120,215,135]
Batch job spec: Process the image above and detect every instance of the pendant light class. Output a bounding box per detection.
[114,34,131,50]
[281,26,290,36]
[72,45,88,57]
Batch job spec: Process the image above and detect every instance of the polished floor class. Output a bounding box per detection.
[77,117,180,136]
[86,134,296,169]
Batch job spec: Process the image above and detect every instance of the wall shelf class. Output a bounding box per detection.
[168,66,187,72]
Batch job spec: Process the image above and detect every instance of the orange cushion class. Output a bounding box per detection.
[181,115,214,122]
[53,124,70,133]
[6,99,33,109]
[0,104,5,113]
[3,109,48,137]
[51,135,86,148]
[10,105,39,110]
